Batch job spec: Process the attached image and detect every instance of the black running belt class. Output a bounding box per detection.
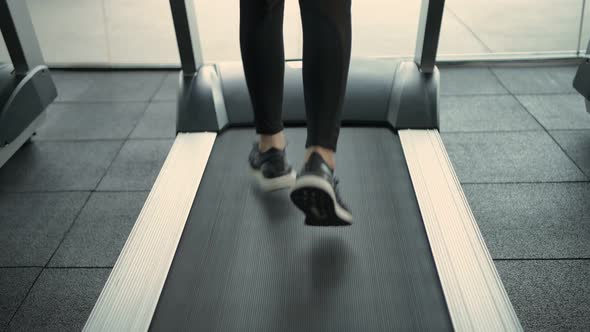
[150,128,452,331]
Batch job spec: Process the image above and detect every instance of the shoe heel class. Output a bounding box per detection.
[258,170,296,192]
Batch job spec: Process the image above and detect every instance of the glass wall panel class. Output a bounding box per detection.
[28,0,110,65]
[439,0,583,58]
[350,0,419,58]
[3,0,585,65]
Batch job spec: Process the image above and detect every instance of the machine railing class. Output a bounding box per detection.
[169,0,203,75]
[0,0,45,75]
[169,0,446,75]
[415,0,445,74]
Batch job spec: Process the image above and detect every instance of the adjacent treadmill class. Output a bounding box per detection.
[574,37,590,113]
[85,0,522,331]
[0,0,57,168]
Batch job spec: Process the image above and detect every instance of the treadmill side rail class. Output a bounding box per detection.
[400,129,523,332]
[83,133,216,332]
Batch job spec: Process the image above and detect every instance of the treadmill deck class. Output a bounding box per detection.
[149,128,452,331]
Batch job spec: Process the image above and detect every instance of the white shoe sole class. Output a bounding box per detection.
[290,175,353,225]
[251,168,297,192]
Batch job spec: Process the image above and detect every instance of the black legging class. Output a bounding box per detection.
[239,0,352,151]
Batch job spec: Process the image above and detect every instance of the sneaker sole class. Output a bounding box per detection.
[251,168,296,192]
[289,175,353,226]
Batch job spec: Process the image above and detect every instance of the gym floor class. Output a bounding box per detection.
[0,63,589,331]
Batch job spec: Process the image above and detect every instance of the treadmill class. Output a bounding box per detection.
[85,0,522,331]
[574,37,590,114]
[0,0,57,168]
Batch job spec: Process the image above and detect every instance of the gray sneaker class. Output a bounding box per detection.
[290,152,352,226]
[248,142,296,191]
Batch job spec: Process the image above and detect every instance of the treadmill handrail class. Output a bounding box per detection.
[169,0,445,75]
[169,0,204,75]
[0,0,46,76]
[414,0,445,74]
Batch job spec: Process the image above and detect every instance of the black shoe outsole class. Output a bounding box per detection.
[290,186,352,227]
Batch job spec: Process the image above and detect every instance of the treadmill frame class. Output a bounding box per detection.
[0,0,57,168]
[84,1,523,331]
[573,36,590,114]
[170,0,444,132]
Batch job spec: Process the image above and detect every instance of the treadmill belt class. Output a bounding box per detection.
[150,128,452,331]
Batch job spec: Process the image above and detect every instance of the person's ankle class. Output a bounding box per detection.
[306,146,335,170]
[259,131,286,152]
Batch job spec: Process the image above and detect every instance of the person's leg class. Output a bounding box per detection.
[299,0,352,169]
[239,0,287,152]
[290,0,353,226]
[241,0,296,191]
